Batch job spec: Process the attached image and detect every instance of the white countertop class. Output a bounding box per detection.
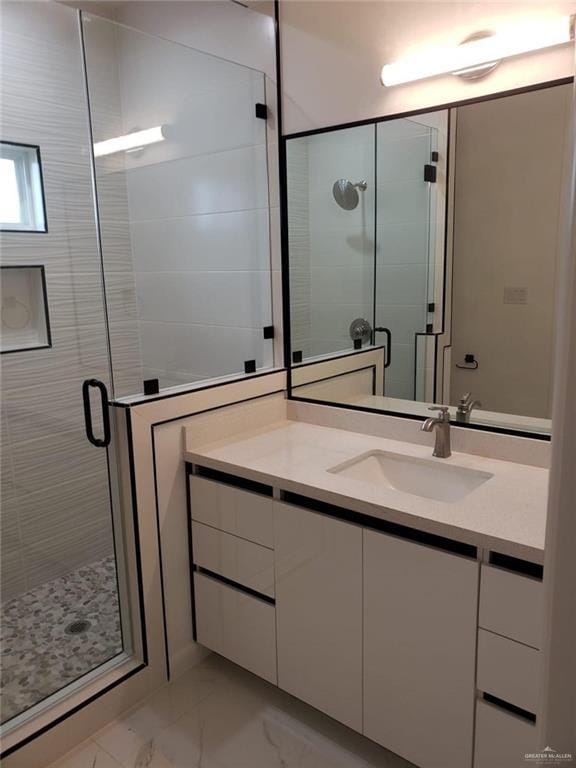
[185,419,549,563]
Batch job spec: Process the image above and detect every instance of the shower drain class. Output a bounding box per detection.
[65,619,91,636]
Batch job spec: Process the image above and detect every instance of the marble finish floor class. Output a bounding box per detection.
[1,556,122,724]
[51,654,415,768]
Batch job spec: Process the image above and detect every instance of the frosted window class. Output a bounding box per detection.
[0,142,47,232]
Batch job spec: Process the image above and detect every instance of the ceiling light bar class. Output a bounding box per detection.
[381,16,574,87]
[93,126,165,158]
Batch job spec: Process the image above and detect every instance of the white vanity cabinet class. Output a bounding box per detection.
[473,563,543,767]
[363,529,479,768]
[189,473,278,684]
[273,501,363,731]
[187,466,544,768]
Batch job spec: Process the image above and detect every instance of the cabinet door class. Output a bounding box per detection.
[274,502,363,731]
[363,530,479,768]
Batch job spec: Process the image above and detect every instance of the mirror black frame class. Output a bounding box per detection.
[280,76,574,442]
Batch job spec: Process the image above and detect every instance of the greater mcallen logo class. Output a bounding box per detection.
[525,746,575,764]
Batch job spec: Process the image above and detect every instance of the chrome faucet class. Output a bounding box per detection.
[456,392,482,423]
[421,406,452,459]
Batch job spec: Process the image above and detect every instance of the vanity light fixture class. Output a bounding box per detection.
[93,126,165,157]
[380,15,574,86]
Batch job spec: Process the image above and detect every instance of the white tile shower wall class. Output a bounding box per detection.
[0,3,115,599]
[109,26,274,388]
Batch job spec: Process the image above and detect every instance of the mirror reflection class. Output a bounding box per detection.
[287,82,572,436]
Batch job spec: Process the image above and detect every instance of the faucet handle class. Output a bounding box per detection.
[428,406,450,421]
[459,392,472,405]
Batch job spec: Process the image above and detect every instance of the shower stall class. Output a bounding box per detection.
[0,1,273,745]
[287,114,447,402]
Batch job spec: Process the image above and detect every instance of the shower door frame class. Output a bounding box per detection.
[0,7,168,762]
[0,404,167,765]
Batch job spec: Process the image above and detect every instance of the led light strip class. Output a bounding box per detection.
[381,16,574,87]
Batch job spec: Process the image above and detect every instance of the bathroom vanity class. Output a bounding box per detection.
[184,418,546,768]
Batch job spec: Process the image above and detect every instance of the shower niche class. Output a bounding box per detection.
[0,265,51,353]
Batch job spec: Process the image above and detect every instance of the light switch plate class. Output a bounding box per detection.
[503,286,528,305]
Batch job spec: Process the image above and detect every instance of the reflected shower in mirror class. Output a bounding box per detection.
[287,82,572,437]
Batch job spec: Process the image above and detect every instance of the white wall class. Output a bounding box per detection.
[450,84,572,418]
[279,1,576,134]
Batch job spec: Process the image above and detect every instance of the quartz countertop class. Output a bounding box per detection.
[185,419,548,563]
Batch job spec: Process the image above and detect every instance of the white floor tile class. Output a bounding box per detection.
[54,655,416,768]
[51,740,123,768]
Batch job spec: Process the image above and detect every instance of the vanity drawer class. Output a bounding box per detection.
[474,699,537,768]
[477,629,540,714]
[194,572,277,684]
[192,521,274,598]
[189,475,273,548]
[479,564,543,648]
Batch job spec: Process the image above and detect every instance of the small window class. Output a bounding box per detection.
[0,142,47,232]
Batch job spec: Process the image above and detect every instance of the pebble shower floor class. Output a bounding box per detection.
[0,555,122,724]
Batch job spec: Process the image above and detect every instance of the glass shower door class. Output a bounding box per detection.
[0,2,137,732]
[375,117,440,401]
[287,124,376,360]
[81,14,274,398]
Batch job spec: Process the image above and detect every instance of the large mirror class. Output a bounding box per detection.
[286,81,572,437]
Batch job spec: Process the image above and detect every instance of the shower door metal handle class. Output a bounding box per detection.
[374,327,392,368]
[82,378,111,448]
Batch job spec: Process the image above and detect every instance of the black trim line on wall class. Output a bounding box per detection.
[151,428,172,680]
[292,364,377,396]
[287,395,551,441]
[291,345,385,370]
[125,409,149,665]
[274,0,293,391]
[413,331,441,401]
[284,77,574,140]
[144,388,286,430]
[185,464,198,643]
[111,368,285,408]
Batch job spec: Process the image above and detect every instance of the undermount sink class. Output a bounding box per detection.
[329,450,493,503]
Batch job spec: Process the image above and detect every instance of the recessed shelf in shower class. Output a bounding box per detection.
[0,265,51,353]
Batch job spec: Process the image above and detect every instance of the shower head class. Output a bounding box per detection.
[332,179,367,210]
